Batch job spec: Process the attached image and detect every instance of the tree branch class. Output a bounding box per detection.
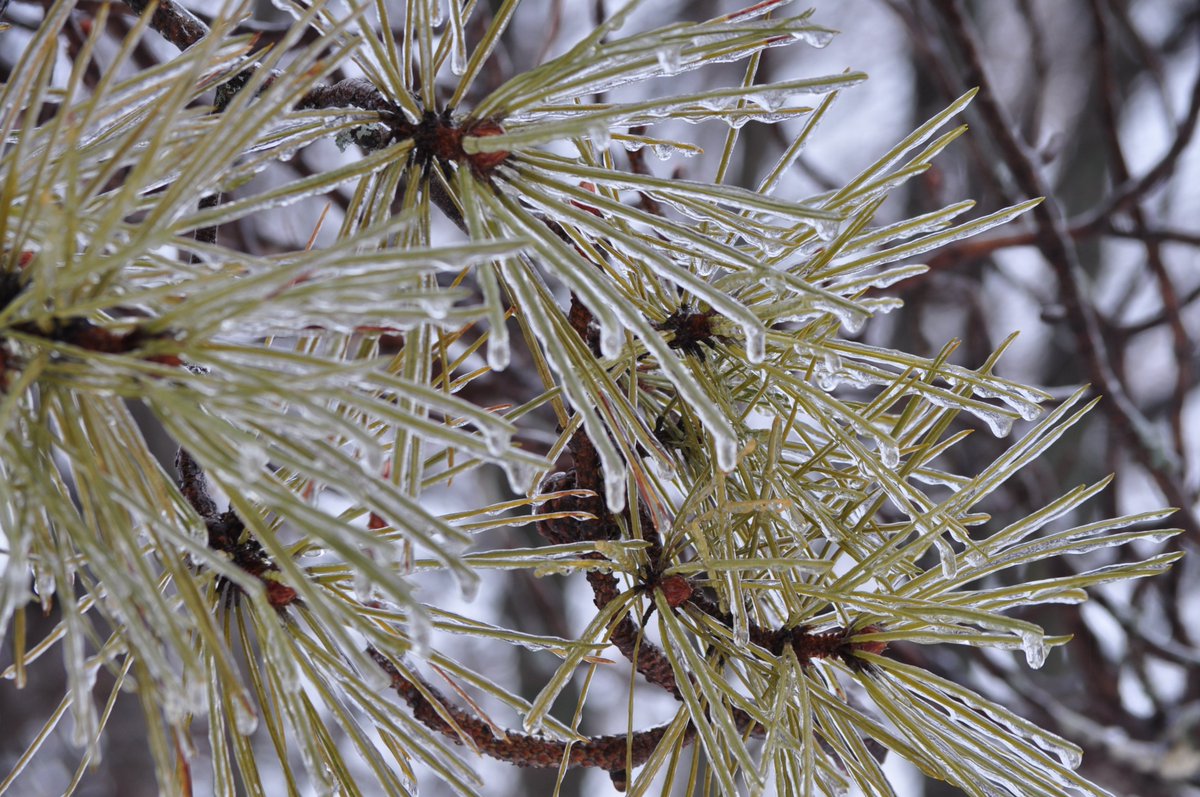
[930,0,1199,542]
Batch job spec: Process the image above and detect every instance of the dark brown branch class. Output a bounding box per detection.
[175,447,218,519]
[369,647,694,780]
[294,78,395,113]
[1090,0,1193,465]
[930,0,1199,543]
[124,0,206,50]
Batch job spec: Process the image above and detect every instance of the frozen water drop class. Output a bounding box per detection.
[482,424,510,458]
[589,124,611,150]
[978,407,1015,437]
[1021,630,1048,669]
[604,466,627,515]
[655,45,683,76]
[236,442,269,481]
[812,217,840,242]
[733,618,750,648]
[502,458,538,494]
[877,439,900,469]
[934,536,957,579]
[407,608,432,655]
[450,41,467,75]
[793,28,835,48]
[487,330,511,370]
[1057,745,1083,770]
[456,569,481,602]
[232,692,259,735]
[598,320,623,359]
[429,0,445,26]
[714,433,738,472]
[744,325,765,364]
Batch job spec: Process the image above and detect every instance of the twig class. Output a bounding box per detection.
[368,647,694,785]
[124,0,206,50]
[175,447,218,519]
[930,0,1200,542]
[1090,0,1192,463]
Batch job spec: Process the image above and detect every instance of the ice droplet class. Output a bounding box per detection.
[407,608,432,655]
[744,325,766,364]
[934,536,957,579]
[1021,630,1048,669]
[34,569,56,611]
[977,407,1015,438]
[714,433,738,472]
[482,423,510,458]
[652,143,679,160]
[450,39,468,75]
[456,569,481,602]
[792,28,835,48]
[598,320,623,358]
[732,609,750,648]
[589,125,612,151]
[877,438,900,469]
[502,458,538,494]
[429,0,445,26]
[604,465,627,515]
[487,322,510,370]
[1057,745,1083,770]
[655,45,683,75]
[232,691,259,735]
[812,217,840,242]
[236,442,269,481]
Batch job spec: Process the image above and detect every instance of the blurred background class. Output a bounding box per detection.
[1,1,1197,795]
